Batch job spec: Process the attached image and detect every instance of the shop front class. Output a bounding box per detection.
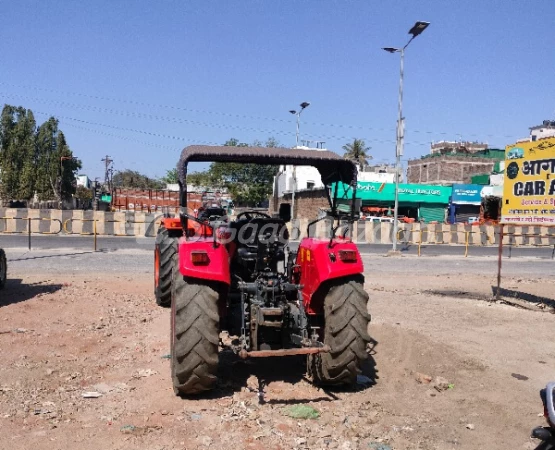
[449,184,484,224]
[337,182,452,223]
[480,185,503,223]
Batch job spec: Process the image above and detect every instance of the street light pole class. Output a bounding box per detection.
[383,21,429,253]
[289,101,310,220]
[392,47,405,253]
[295,112,301,147]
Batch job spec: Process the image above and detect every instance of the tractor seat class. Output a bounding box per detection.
[231,218,288,248]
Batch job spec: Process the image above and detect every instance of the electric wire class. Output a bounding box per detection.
[0,81,520,141]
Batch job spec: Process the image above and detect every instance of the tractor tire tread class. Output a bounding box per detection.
[155,227,177,307]
[171,274,219,396]
[310,279,370,386]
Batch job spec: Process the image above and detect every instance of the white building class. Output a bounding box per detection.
[76,175,91,189]
[358,171,395,183]
[273,147,398,197]
[273,146,328,197]
[530,120,555,141]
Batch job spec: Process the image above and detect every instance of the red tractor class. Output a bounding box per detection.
[154,145,370,395]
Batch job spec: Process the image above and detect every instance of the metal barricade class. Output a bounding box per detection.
[397,228,491,257]
[500,232,555,259]
[63,218,98,251]
[0,216,62,250]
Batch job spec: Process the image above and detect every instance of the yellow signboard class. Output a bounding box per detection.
[501,137,555,224]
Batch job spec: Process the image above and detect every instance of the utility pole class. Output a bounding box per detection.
[101,155,114,193]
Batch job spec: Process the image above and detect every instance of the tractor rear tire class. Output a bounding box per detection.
[309,278,370,386]
[171,272,220,396]
[154,227,177,307]
[0,249,6,290]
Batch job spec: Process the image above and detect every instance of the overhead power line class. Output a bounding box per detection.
[55,122,181,150]
[0,81,520,140]
[30,107,434,148]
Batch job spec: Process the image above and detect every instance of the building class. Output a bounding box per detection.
[273,146,330,198]
[358,164,398,183]
[406,149,505,185]
[337,181,452,223]
[530,120,555,141]
[75,175,91,189]
[448,184,484,224]
[430,141,488,155]
[273,150,399,198]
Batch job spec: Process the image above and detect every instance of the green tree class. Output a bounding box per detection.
[75,185,93,202]
[17,109,37,200]
[57,132,82,201]
[205,138,279,206]
[176,138,280,205]
[342,139,372,170]
[0,105,79,203]
[161,168,178,184]
[224,138,248,147]
[264,137,280,148]
[0,106,38,200]
[35,118,59,200]
[0,105,19,200]
[187,171,211,187]
[113,169,165,189]
[35,118,81,202]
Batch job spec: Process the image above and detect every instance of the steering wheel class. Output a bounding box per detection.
[237,211,271,221]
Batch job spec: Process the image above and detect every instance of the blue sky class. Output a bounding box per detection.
[1,0,554,180]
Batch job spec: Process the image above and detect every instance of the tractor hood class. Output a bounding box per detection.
[177,145,357,187]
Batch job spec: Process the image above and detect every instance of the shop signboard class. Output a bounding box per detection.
[451,184,483,205]
[501,137,555,224]
[337,182,451,204]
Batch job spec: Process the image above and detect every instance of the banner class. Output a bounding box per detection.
[337,182,451,204]
[501,137,555,224]
[451,184,484,205]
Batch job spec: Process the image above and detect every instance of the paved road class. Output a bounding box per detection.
[1,233,554,259]
[4,247,553,278]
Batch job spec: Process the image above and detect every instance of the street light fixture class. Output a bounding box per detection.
[383,20,430,253]
[408,21,430,38]
[288,101,311,220]
[289,101,310,147]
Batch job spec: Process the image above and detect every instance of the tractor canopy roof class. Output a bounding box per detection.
[177,145,357,187]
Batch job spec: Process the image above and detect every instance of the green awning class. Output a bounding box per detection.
[336,182,452,205]
[470,174,490,185]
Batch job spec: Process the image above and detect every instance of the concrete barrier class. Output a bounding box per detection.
[1,208,554,248]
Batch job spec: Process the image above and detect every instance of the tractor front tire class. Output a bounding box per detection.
[171,272,220,396]
[0,249,6,290]
[154,227,177,307]
[309,278,370,386]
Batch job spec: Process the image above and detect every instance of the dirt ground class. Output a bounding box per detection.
[1,260,554,450]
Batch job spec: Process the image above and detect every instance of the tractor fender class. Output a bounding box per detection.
[178,237,230,285]
[160,217,182,231]
[296,238,364,315]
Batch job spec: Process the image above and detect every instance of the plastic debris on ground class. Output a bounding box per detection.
[357,374,373,386]
[81,391,102,398]
[282,405,320,419]
[368,442,392,450]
